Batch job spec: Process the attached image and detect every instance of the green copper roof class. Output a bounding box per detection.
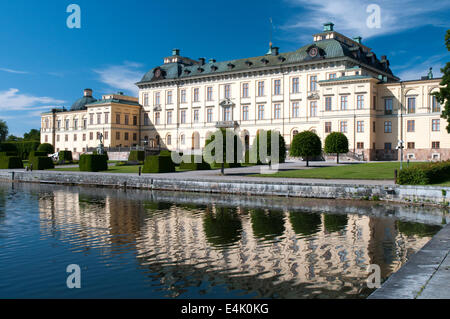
[137,38,395,85]
[70,95,97,111]
[86,99,141,107]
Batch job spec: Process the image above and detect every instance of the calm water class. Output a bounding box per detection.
[0,182,445,299]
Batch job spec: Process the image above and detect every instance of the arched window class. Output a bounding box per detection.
[167,134,172,146]
[180,134,185,145]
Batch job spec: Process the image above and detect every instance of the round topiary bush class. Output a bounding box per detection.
[324,132,349,163]
[289,131,322,167]
[37,143,55,155]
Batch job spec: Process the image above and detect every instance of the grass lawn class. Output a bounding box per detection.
[254,162,425,180]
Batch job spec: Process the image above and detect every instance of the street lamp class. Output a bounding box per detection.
[396,140,404,170]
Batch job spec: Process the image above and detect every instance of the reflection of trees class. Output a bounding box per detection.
[289,212,322,237]
[0,189,5,222]
[203,207,242,247]
[250,209,285,240]
[143,201,172,212]
[397,221,441,238]
[323,214,348,233]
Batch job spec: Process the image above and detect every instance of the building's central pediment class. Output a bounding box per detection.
[219,98,235,108]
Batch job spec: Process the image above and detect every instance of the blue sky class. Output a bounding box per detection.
[0,0,449,136]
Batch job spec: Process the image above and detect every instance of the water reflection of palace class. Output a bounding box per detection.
[38,189,436,298]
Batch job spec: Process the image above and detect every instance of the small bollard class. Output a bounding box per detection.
[30,164,33,172]
[139,166,142,176]
[394,169,398,184]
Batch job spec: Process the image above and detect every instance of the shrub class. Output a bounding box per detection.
[37,143,54,155]
[0,151,18,157]
[58,150,73,164]
[0,156,23,169]
[179,154,211,171]
[29,156,54,170]
[204,129,243,174]
[29,151,48,159]
[0,143,18,153]
[159,150,172,157]
[324,132,349,164]
[290,131,322,167]
[79,154,108,172]
[128,150,145,162]
[251,130,287,165]
[143,155,175,173]
[398,161,450,185]
[92,150,109,160]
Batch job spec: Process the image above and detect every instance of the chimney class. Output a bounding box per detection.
[271,47,280,56]
[381,55,387,61]
[353,36,362,44]
[198,58,205,65]
[172,48,180,56]
[323,22,334,32]
[84,88,93,97]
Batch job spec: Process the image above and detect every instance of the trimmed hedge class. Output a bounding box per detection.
[0,156,23,169]
[58,150,73,163]
[143,155,175,173]
[0,143,18,153]
[128,150,145,162]
[397,161,450,185]
[0,151,18,157]
[79,154,108,172]
[29,151,47,159]
[29,156,54,170]
[37,143,54,155]
[180,155,211,171]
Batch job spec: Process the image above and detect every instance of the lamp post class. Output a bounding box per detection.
[396,140,404,170]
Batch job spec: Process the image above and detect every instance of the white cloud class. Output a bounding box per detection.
[0,88,65,111]
[395,54,447,81]
[0,67,29,74]
[282,0,450,39]
[94,61,144,96]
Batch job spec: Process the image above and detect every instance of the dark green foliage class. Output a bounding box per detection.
[23,129,40,141]
[29,151,47,159]
[250,209,285,240]
[79,154,108,172]
[324,132,349,163]
[251,130,287,164]
[397,221,442,238]
[128,150,145,162]
[159,150,172,156]
[9,141,41,159]
[179,154,211,170]
[289,212,322,237]
[432,30,450,132]
[0,156,23,169]
[0,142,18,153]
[142,155,175,173]
[397,161,450,185]
[37,143,54,155]
[204,129,243,173]
[58,151,73,164]
[0,119,8,142]
[323,214,348,233]
[29,156,54,170]
[203,207,242,247]
[290,131,322,166]
[92,150,109,160]
[0,152,18,157]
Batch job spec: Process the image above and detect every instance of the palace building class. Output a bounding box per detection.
[42,23,447,161]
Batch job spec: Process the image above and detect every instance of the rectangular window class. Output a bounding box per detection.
[325,122,332,133]
[373,96,376,110]
[357,142,364,149]
[124,115,129,125]
[181,89,186,103]
[329,73,337,79]
[167,91,173,104]
[133,115,137,126]
[340,96,348,110]
[155,112,160,125]
[133,133,137,141]
[73,134,77,142]
[143,93,149,106]
[180,110,186,124]
[167,135,172,146]
[207,108,213,123]
[56,135,60,142]
[65,119,70,130]
[242,83,249,98]
[104,132,108,140]
[432,119,440,132]
[116,114,120,124]
[82,134,86,141]
[124,132,129,141]
[292,77,299,93]
[407,142,415,149]
[407,120,415,132]
[194,110,199,123]
[384,121,392,133]
[258,105,264,120]
[155,92,161,105]
[44,135,48,143]
[407,97,416,114]
[384,98,393,115]
[167,111,172,124]
[258,81,264,97]
[357,95,364,110]
[373,121,376,133]
[193,88,199,102]
[144,113,149,126]
[273,80,281,95]
[207,87,213,101]
[310,101,317,117]
[310,76,317,92]
[242,106,249,121]
[104,113,109,124]
[97,113,101,125]
[432,141,440,149]
[432,96,441,113]
[223,107,231,121]
[73,119,78,130]
[357,121,364,133]
[274,104,281,119]
[116,132,120,140]
[292,102,300,118]
[384,143,392,150]
[224,84,231,98]
[340,121,348,133]
[57,120,61,130]
[325,97,332,111]
[90,132,93,140]
[83,119,87,129]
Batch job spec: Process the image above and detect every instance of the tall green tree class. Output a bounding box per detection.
[324,132,349,164]
[23,129,40,141]
[204,128,242,175]
[0,119,8,142]
[433,30,450,132]
[290,131,322,167]
[251,130,287,165]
